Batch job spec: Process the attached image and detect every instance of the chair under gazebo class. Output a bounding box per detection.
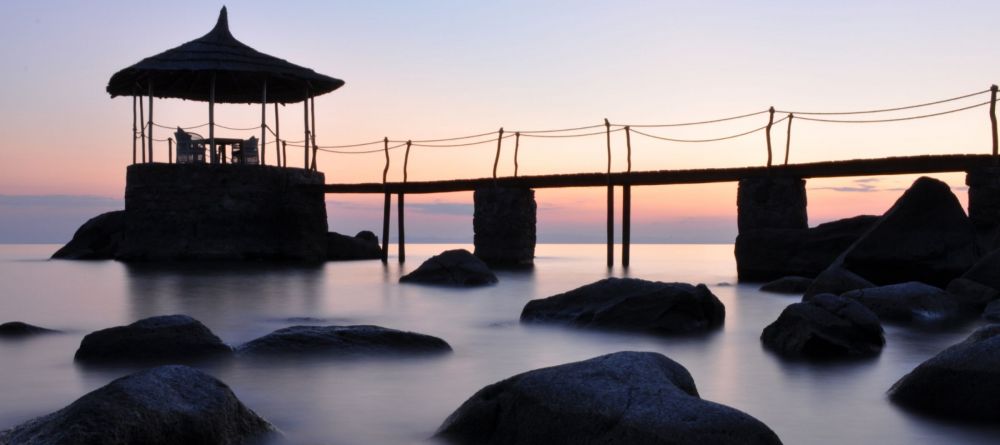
[106,6,344,170]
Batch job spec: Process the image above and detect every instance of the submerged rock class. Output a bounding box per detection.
[236,325,451,356]
[889,325,1000,422]
[326,230,382,261]
[520,278,724,335]
[400,249,498,286]
[0,321,58,338]
[841,282,962,325]
[436,351,782,445]
[74,315,232,364]
[761,293,884,358]
[760,276,813,294]
[840,177,978,287]
[0,365,276,445]
[51,210,125,260]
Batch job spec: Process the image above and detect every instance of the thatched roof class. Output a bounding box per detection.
[106,7,344,104]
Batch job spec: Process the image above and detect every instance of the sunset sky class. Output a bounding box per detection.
[1,1,998,243]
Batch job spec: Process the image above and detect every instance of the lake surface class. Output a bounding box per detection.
[0,243,997,444]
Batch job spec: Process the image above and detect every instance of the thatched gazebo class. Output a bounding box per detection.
[107,6,344,168]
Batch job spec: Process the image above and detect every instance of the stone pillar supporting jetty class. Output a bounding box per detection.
[737,177,808,232]
[119,163,328,261]
[966,167,1000,228]
[473,187,536,267]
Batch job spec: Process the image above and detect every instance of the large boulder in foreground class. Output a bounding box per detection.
[74,315,232,364]
[326,230,382,261]
[436,351,781,445]
[236,325,451,356]
[889,324,1000,422]
[839,177,978,287]
[841,282,962,325]
[761,293,884,358]
[736,215,878,282]
[0,365,275,445]
[400,249,498,286]
[51,210,125,260]
[520,278,724,335]
[0,321,58,338]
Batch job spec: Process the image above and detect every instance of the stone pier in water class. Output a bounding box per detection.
[473,187,537,268]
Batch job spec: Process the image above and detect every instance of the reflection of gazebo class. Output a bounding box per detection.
[107,6,344,169]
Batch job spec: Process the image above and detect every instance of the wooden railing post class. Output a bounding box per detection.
[514,132,521,177]
[784,113,793,165]
[168,138,173,164]
[991,84,998,165]
[131,96,137,165]
[765,106,775,167]
[493,127,504,181]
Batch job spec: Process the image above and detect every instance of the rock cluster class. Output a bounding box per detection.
[761,293,884,357]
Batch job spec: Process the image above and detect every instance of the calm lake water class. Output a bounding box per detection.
[0,243,997,444]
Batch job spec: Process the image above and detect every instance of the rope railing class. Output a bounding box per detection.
[136,85,1000,177]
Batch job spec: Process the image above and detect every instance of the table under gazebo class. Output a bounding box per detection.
[106,6,344,170]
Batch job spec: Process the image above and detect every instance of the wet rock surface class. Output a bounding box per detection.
[0,321,58,338]
[436,351,782,445]
[236,324,451,356]
[51,210,125,260]
[889,324,1000,422]
[520,278,724,335]
[760,276,814,294]
[400,249,498,286]
[761,293,884,358]
[74,315,232,364]
[326,230,382,261]
[841,282,962,325]
[0,365,276,445]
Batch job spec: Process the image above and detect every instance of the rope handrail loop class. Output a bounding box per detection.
[628,117,786,144]
[519,128,623,138]
[410,133,516,148]
[624,109,770,128]
[408,129,501,143]
[512,123,607,134]
[793,100,991,123]
[778,88,991,116]
[316,142,407,154]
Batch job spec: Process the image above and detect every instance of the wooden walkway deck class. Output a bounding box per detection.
[323,154,995,194]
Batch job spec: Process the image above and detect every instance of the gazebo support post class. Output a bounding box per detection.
[147,83,154,163]
[274,103,281,167]
[310,96,318,171]
[260,80,267,166]
[131,96,137,165]
[303,96,310,169]
[139,96,146,163]
[209,72,216,164]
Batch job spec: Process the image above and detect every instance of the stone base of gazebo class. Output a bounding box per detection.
[116,163,328,261]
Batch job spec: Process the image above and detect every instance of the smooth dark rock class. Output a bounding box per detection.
[959,248,1000,292]
[803,263,875,298]
[760,276,814,294]
[735,215,878,282]
[946,277,999,312]
[0,365,275,445]
[984,300,1000,322]
[520,278,724,335]
[889,324,1000,422]
[966,166,1000,228]
[474,187,536,267]
[236,325,451,356]
[74,315,232,364]
[842,282,962,325]
[51,210,125,260]
[840,177,978,287]
[761,293,884,358]
[400,249,498,286]
[119,164,327,261]
[326,230,382,261]
[436,351,782,445]
[0,322,58,338]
